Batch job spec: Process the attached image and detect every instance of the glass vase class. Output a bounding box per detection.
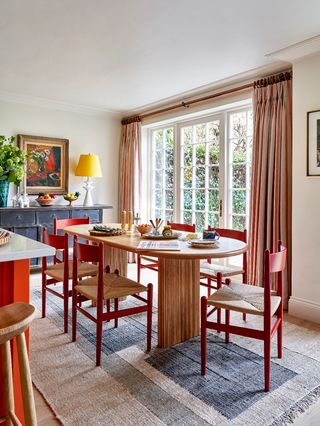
[0,181,9,207]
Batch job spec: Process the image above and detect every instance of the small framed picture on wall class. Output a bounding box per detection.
[18,134,69,194]
[307,110,320,176]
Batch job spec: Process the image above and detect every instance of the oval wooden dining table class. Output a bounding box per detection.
[64,224,248,348]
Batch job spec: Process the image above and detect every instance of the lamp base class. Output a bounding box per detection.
[83,177,94,206]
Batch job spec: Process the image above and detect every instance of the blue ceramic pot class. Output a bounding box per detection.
[0,180,9,207]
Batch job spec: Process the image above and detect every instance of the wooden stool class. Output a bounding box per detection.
[0,302,36,426]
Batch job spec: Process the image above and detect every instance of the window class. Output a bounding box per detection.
[148,105,253,232]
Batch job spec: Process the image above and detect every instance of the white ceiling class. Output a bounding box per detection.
[0,0,320,113]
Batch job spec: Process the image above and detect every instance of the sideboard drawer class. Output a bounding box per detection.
[71,209,100,223]
[1,211,36,226]
[37,210,70,234]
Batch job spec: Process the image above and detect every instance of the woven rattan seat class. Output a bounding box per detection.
[45,260,98,281]
[200,261,244,278]
[207,282,281,316]
[76,272,147,301]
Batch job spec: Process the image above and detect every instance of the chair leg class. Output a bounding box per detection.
[42,272,46,318]
[72,289,77,342]
[201,296,207,375]
[96,318,103,367]
[242,313,247,321]
[264,337,271,392]
[137,255,141,282]
[277,318,282,359]
[225,310,230,344]
[106,300,110,323]
[207,277,211,297]
[63,278,69,333]
[16,332,37,426]
[147,284,153,352]
[216,272,223,332]
[114,298,118,328]
[2,340,15,425]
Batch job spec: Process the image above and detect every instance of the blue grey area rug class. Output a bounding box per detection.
[30,287,320,425]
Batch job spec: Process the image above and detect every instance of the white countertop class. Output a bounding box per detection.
[0,229,55,262]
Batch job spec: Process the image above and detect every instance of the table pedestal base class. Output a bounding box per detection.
[158,258,200,348]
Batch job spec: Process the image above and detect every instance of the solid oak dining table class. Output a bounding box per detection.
[64,224,248,348]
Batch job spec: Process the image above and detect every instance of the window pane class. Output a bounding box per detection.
[154,129,163,150]
[183,189,192,210]
[165,169,174,189]
[230,111,247,139]
[165,190,174,209]
[208,121,220,141]
[183,144,192,167]
[196,124,206,143]
[183,167,193,188]
[165,210,173,222]
[231,138,246,163]
[155,150,163,169]
[154,209,161,219]
[183,210,192,224]
[195,211,205,231]
[195,167,205,188]
[195,144,206,165]
[247,110,253,137]
[232,215,246,230]
[209,166,219,188]
[232,190,246,214]
[165,128,174,149]
[195,190,205,210]
[208,141,219,165]
[208,189,219,212]
[208,212,219,228]
[182,126,192,145]
[154,169,162,188]
[155,190,163,209]
[232,164,246,188]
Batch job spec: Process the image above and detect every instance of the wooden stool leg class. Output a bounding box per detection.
[2,341,15,426]
[16,332,37,426]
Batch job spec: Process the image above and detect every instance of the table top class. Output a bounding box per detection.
[64,224,248,259]
[0,229,55,262]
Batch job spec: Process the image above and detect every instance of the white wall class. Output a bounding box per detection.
[289,53,320,323]
[0,100,121,221]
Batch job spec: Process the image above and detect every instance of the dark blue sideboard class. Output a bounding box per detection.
[0,204,112,267]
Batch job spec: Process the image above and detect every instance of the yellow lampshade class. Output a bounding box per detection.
[75,154,102,177]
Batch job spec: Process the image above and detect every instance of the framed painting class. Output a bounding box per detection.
[307,110,320,176]
[18,135,69,194]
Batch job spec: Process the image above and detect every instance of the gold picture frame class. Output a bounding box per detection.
[18,134,69,194]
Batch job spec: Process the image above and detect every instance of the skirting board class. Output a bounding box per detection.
[289,296,320,324]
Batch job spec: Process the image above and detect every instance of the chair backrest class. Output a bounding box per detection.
[54,217,90,234]
[208,226,247,243]
[73,236,104,301]
[264,241,287,317]
[42,227,68,268]
[167,221,196,232]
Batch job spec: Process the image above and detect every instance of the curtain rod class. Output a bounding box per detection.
[121,70,292,124]
[121,82,253,124]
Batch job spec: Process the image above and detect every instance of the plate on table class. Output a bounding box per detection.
[187,239,219,249]
[0,230,11,246]
[141,232,181,240]
[89,225,125,237]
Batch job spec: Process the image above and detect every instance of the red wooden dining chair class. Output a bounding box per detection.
[201,241,287,392]
[42,227,98,333]
[72,237,153,366]
[54,216,91,234]
[137,222,196,282]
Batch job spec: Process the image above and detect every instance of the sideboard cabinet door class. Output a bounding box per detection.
[71,209,100,223]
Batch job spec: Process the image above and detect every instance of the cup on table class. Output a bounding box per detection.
[202,229,220,240]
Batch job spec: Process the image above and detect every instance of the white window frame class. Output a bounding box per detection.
[146,103,252,231]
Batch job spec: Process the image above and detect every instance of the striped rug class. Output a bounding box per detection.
[30,288,320,425]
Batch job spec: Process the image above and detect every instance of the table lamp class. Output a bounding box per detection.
[75,154,102,206]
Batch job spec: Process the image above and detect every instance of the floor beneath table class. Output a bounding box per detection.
[30,264,320,426]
